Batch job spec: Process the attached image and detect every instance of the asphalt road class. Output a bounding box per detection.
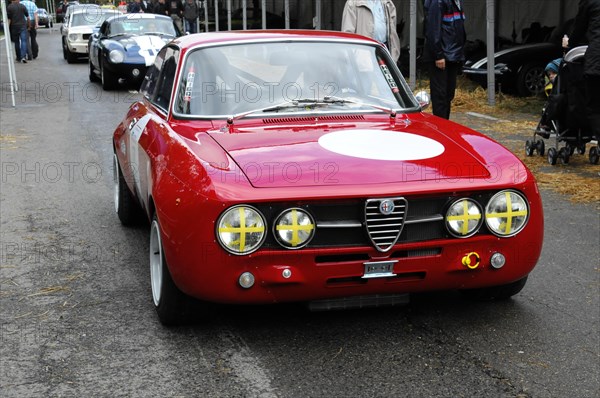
[1,29,599,398]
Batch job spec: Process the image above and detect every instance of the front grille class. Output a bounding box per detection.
[365,198,408,252]
[82,34,91,40]
[255,196,452,250]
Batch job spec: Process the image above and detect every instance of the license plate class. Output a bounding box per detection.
[362,260,397,279]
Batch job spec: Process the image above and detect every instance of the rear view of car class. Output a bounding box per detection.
[37,8,53,28]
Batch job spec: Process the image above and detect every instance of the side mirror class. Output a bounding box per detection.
[414,90,430,110]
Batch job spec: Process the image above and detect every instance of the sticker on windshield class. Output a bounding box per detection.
[184,71,195,102]
[318,130,445,161]
[379,59,399,93]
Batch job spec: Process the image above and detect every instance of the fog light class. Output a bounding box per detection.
[132,68,140,77]
[282,268,292,279]
[238,272,255,288]
[490,252,506,269]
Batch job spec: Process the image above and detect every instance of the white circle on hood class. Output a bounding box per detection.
[318,130,445,161]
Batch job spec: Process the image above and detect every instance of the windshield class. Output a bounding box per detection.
[108,18,176,37]
[70,10,117,27]
[174,41,415,117]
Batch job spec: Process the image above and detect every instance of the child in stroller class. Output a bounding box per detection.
[526,46,600,165]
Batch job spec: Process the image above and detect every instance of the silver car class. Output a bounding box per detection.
[62,8,120,63]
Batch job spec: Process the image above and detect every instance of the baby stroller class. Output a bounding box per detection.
[526,46,600,165]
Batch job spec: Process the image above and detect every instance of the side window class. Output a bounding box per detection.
[140,46,166,101]
[152,47,179,111]
[99,21,108,36]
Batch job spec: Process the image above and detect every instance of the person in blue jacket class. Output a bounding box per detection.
[423,0,466,119]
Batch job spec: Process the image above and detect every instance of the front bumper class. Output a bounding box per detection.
[67,40,89,55]
[167,234,542,305]
[105,61,148,83]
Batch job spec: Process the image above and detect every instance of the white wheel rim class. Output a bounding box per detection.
[150,220,163,307]
[113,154,119,214]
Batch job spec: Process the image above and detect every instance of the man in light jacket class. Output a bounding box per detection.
[341,0,401,62]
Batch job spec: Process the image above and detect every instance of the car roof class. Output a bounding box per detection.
[70,8,118,16]
[106,13,173,23]
[171,29,379,49]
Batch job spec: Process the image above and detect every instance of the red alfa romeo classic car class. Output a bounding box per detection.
[112,30,544,325]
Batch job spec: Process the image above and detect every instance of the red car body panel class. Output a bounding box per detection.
[113,30,544,306]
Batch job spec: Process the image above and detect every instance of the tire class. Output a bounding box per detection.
[114,154,141,226]
[89,58,99,82]
[62,39,67,60]
[517,64,545,97]
[525,140,534,156]
[460,276,528,301]
[535,139,545,156]
[558,147,570,164]
[66,49,77,64]
[101,59,118,91]
[547,147,558,165]
[590,146,600,165]
[150,214,194,326]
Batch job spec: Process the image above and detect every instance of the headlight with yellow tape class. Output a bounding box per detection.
[485,190,529,237]
[445,198,483,238]
[274,208,315,249]
[217,205,266,255]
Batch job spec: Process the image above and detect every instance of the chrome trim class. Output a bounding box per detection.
[365,197,407,252]
[317,221,363,228]
[404,215,444,224]
[317,214,443,229]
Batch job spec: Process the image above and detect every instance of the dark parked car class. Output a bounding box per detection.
[37,8,53,28]
[462,42,563,96]
[88,14,177,90]
[462,21,573,96]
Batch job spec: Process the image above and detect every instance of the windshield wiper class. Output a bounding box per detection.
[144,32,173,36]
[109,33,134,38]
[226,99,329,124]
[225,97,398,129]
[262,98,332,113]
[322,95,397,116]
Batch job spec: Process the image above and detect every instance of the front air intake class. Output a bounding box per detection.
[365,197,408,252]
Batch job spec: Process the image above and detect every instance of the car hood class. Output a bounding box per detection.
[66,26,95,34]
[107,35,172,65]
[207,118,492,188]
